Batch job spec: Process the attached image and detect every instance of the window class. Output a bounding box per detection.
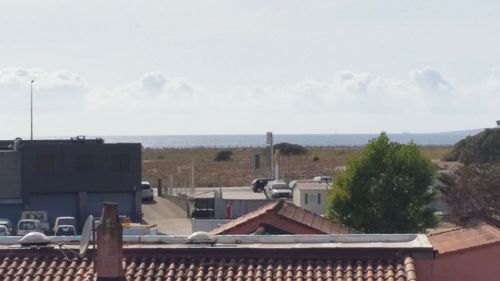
[35,154,55,176]
[111,153,130,173]
[305,193,308,204]
[317,193,321,204]
[74,154,93,173]
[310,194,317,204]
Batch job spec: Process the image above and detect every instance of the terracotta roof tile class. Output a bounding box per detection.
[211,200,354,235]
[0,250,418,281]
[294,181,330,191]
[427,222,500,255]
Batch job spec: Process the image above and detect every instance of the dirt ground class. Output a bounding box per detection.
[142,146,452,187]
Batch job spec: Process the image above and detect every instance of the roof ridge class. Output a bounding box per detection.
[276,200,354,233]
[427,221,500,237]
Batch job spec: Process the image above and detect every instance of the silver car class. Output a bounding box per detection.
[264,180,292,199]
[141,181,154,201]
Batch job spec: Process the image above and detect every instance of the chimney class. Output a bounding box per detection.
[96,202,124,281]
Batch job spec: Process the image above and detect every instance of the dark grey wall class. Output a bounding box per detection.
[0,152,21,198]
[20,143,141,194]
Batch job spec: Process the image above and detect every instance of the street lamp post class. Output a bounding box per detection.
[30,80,34,140]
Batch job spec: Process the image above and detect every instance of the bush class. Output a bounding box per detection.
[214,150,233,161]
[273,143,307,156]
[312,155,320,162]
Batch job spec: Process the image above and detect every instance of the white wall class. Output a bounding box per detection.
[293,189,327,215]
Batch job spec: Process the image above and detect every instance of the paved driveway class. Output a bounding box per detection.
[141,194,191,235]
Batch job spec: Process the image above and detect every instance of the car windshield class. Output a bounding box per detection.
[19,221,35,230]
[142,184,151,190]
[56,227,75,236]
[273,184,290,190]
[0,227,6,233]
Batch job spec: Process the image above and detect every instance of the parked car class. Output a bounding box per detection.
[251,178,273,193]
[0,225,10,236]
[55,225,76,236]
[264,180,292,199]
[141,181,154,201]
[17,219,43,236]
[53,217,76,234]
[0,218,13,234]
[313,176,333,184]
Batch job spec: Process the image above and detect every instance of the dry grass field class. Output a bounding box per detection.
[142,146,452,187]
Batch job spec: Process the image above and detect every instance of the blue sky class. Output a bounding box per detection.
[1,1,499,138]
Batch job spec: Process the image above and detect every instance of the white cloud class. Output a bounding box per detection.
[0,67,88,111]
[87,72,203,114]
[411,68,453,92]
[3,67,500,138]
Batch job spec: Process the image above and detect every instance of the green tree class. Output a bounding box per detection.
[327,133,438,233]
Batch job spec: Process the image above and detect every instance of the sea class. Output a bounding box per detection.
[97,129,483,148]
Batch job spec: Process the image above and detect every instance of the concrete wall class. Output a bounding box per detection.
[0,152,21,198]
[163,195,189,216]
[215,198,270,218]
[192,218,233,232]
[293,189,327,215]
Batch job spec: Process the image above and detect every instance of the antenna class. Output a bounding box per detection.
[79,215,93,257]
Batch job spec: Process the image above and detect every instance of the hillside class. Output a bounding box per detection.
[445,128,500,164]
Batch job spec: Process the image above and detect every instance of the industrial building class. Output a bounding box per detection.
[0,137,142,227]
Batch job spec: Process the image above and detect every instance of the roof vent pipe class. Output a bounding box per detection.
[14,138,22,151]
[96,202,124,281]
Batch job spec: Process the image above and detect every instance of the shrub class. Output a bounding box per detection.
[214,150,233,161]
[312,155,320,162]
[273,143,307,156]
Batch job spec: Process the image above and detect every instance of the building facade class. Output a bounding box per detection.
[292,180,329,215]
[0,137,142,227]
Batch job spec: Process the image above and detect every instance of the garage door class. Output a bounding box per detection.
[27,193,78,225]
[0,204,23,226]
[87,192,134,218]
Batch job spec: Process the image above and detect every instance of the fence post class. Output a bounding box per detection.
[157,178,163,197]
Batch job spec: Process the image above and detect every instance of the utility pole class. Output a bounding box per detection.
[30,80,34,140]
[267,132,273,179]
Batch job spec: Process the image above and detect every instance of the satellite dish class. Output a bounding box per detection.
[79,215,93,257]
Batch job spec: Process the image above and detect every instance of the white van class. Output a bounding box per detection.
[21,211,50,234]
[17,219,43,236]
[53,217,77,234]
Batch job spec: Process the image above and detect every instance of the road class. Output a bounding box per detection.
[141,192,191,235]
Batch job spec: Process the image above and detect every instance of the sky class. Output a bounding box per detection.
[1,0,500,139]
